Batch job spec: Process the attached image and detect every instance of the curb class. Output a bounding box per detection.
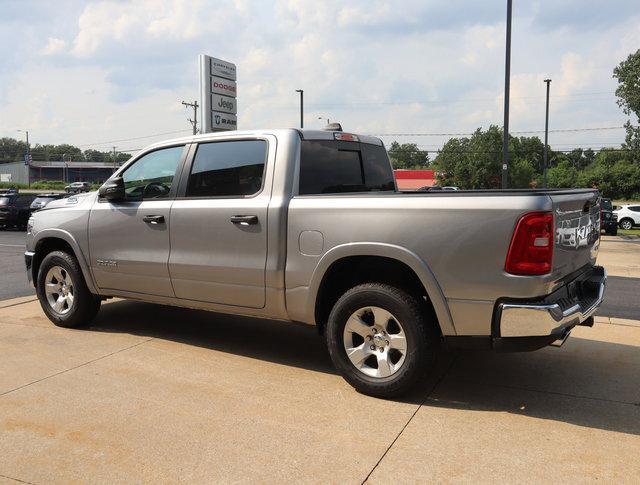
[594,316,640,328]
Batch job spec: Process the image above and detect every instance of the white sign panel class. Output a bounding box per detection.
[211,112,237,131]
[211,94,237,114]
[210,57,236,81]
[211,76,237,97]
[200,54,237,133]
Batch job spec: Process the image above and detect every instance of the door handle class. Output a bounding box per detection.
[143,215,165,224]
[230,215,258,226]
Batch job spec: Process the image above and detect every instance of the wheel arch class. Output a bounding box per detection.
[309,243,455,336]
[31,229,98,294]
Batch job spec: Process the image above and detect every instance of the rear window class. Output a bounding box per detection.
[299,141,395,195]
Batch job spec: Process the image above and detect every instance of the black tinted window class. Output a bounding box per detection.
[187,140,267,197]
[299,141,395,195]
[629,206,640,212]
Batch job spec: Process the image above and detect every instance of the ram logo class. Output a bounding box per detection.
[96,259,118,267]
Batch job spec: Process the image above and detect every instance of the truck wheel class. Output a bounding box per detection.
[36,250,101,328]
[326,283,438,398]
[620,218,634,230]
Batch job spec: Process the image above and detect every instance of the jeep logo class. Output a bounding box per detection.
[218,98,234,110]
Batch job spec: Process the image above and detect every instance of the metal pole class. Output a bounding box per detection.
[26,131,30,188]
[543,79,551,188]
[296,90,304,128]
[501,0,512,189]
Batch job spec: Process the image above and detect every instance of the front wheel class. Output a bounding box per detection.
[36,250,101,328]
[326,283,438,398]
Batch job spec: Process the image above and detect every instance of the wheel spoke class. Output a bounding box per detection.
[51,267,64,283]
[371,307,391,329]
[346,344,369,367]
[345,314,372,338]
[65,294,74,308]
[53,296,65,312]
[44,282,59,295]
[376,354,392,377]
[388,333,407,352]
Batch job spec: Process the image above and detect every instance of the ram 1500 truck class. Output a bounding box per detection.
[25,128,606,397]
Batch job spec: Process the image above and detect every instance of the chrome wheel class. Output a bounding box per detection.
[343,306,407,378]
[620,220,633,230]
[44,265,74,315]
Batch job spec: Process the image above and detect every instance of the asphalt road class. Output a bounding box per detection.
[0,230,638,320]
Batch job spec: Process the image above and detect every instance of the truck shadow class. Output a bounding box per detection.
[91,300,640,436]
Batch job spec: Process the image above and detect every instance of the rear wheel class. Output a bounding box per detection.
[36,250,101,328]
[620,218,634,230]
[326,283,438,398]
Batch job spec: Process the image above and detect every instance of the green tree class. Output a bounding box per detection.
[510,158,535,188]
[387,142,429,169]
[613,49,640,163]
[547,160,578,188]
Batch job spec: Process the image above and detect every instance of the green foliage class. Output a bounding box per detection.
[614,49,640,118]
[547,160,578,188]
[0,137,130,164]
[510,158,535,188]
[388,142,430,169]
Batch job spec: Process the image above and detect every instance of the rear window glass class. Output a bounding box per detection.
[299,141,395,195]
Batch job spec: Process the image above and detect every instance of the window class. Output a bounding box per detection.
[186,140,267,197]
[121,146,184,199]
[629,206,640,212]
[299,140,395,195]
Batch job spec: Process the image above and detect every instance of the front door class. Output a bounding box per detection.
[88,145,187,297]
[169,138,270,308]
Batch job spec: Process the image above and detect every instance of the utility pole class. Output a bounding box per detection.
[501,0,513,189]
[295,89,304,128]
[18,129,30,187]
[113,146,118,173]
[182,100,199,135]
[543,79,551,188]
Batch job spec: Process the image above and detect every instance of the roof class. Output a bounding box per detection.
[144,128,383,154]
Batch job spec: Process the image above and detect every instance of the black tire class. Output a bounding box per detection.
[36,250,101,328]
[608,227,618,236]
[619,218,634,231]
[326,283,438,398]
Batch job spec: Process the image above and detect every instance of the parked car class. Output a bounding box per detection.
[0,192,36,230]
[25,128,606,398]
[65,182,91,194]
[614,204,640,230]
[600,198,618,235]
[29,193,65,213]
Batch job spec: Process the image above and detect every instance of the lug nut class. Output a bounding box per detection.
[370,345,375,351]
[386,340,390,346]
[378,347,384,352]
[366,335,372,341]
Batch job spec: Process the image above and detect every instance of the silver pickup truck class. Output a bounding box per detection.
[25,128,606,397]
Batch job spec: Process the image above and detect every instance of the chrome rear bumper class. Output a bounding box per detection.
[497,266,606,338]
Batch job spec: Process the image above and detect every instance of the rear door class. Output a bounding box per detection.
[550,190,601,276]
[168,137,272,308]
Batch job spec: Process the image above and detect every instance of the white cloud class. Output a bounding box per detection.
[41,37,67,56]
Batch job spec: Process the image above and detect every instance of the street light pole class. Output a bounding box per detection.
[501,0,512,189]
[295,89,304,128]
[18,129,30,187]
[543,79,552,188]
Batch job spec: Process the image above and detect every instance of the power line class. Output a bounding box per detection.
[370,125,630,137]
[76,129,192,148]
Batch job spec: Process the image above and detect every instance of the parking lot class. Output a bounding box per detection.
[1,232,639,483]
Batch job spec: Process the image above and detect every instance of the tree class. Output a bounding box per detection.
[510,158,535,188]
[547,160,578,188]
[387,142,429,169]
[613,50,640,163]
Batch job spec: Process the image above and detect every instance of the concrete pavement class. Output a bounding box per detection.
[1,298,639,483]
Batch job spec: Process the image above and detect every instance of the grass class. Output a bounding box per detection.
[618,228,640,236]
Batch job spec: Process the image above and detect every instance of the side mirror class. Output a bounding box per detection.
[99,177,125,201]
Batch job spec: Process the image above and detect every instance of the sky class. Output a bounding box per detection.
[0,0,639,156]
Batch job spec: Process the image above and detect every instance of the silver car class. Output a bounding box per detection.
[25,128,606,397]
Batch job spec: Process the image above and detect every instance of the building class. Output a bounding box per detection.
[0,161,122,185]
[394,169,437,191]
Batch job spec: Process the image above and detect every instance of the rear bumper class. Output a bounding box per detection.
[494,266,606,348]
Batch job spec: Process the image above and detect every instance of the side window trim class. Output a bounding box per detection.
[106,143,190,202]
[175,137,269,200]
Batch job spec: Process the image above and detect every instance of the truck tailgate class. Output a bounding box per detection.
[550,190,600,278]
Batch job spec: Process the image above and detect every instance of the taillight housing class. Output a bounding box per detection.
[505,211,554,275]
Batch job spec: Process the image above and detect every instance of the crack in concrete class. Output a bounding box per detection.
[0,473,37,484]
[0,337,155,398]
[361,355,458,484]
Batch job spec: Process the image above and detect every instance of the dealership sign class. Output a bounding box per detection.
[200,55,237,132]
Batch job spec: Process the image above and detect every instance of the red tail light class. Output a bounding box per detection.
[505,211,554,275]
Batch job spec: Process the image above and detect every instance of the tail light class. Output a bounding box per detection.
[505,211,554,275]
